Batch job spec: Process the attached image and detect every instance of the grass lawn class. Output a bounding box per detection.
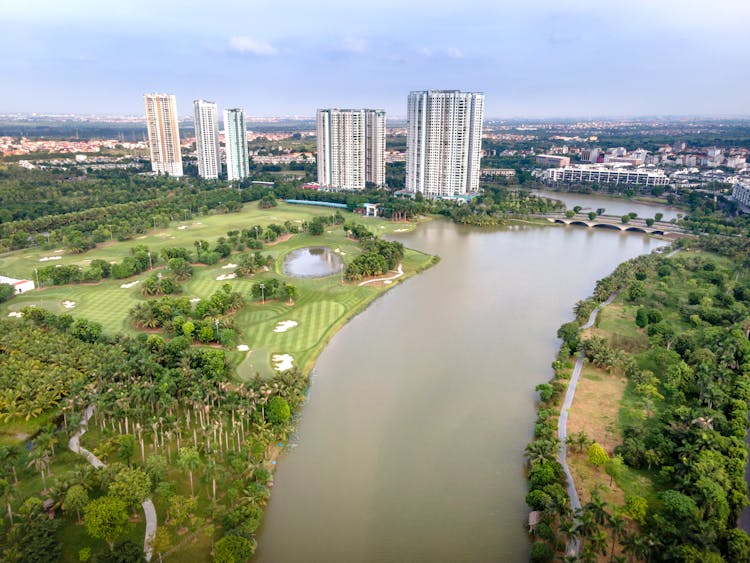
[0,202,435,376]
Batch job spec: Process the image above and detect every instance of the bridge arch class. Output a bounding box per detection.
[625,226,648,234]
[592,223,622,231]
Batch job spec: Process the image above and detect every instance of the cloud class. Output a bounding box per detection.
[416,47,432,58]
[446,48,463,59]
[228,36,277,56]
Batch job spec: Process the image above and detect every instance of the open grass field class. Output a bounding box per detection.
[0,202,435,377]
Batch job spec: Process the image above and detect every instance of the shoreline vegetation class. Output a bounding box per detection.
[525,236,750,562]
[0,198,437,562]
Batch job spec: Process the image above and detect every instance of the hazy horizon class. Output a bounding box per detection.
[4,0,749,118]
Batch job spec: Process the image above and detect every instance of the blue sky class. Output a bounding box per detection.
[3,0,749,118]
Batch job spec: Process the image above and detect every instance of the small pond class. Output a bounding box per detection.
[282,247,344,278]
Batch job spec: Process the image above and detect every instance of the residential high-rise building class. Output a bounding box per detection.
[406,90,484,197]
[193,99,221,179]
[317,108,385,190]
[144,93,183,177]
[224,108,250,181]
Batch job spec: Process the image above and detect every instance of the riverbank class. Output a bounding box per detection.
[528,247,750,560]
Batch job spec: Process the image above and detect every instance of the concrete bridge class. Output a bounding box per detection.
[541,213,684,236]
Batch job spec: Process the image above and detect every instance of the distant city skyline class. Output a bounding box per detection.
[4,1,750,118]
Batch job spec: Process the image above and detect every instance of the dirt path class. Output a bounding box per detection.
[68,406,157,561]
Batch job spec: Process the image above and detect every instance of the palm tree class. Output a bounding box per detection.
[27,447,52,492]
[0,477,15,526]
[177,447,201,498]
[0,445,20,484]
[524,438,561,465]
[609,513,627,562]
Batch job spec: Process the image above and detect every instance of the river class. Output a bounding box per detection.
[255,202,671,562]
[534,189,681,221]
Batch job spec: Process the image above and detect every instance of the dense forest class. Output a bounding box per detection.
[0,310,305,561]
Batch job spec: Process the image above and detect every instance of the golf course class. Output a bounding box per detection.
[0,201,436,379]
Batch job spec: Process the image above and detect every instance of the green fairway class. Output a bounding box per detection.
[1,202,435,377]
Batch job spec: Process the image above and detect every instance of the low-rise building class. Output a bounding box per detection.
[536,154,570,167]
[0,275,35,294]
[542,165,669,187]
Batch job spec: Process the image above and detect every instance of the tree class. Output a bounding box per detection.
[530,541,554,562]
[178,447,201,498]
[266,396,291,425]
[108,467,151,516]
[588,211,597,221]
[604,455,624,487]
[168,257,193,281]
[83,495,129,551]
[27,447,52,492]
[655,212,663,222]
[150,527,172,563]
[213,534,256,563]
[588,442,609,468]
[621,215,630,224]
[63,483,89,523]
[0,283,14,303]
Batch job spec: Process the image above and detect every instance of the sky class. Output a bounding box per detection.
[3,0,750,118]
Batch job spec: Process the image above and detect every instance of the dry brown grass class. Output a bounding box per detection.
[567,364,627,507]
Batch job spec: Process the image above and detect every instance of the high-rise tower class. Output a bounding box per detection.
[317,109,385,190]
[224,108,250,181]
[144,93,183,177]
[193,99,221,179]
[406,90,484,197]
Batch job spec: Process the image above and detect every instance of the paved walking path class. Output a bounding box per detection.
[357,263,404,286]
[68,406,157,561]
[557,291,618,556]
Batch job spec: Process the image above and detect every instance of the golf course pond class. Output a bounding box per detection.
[281,246,344,278]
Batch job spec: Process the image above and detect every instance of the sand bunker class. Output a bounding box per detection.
[272,354,294,372]
[236,344,250,352]
[177,225,188,230]
[62,300,76,309]
[273,320,298,333]
[222,263,238,269]
[216,273,236,281]
[394,228,409,232]
[120,281,140,289]
[39,256,62,262]
[7,311,23,318]
[189,297,201,303]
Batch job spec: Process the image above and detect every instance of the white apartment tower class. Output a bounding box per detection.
[317,109,385,190]
[224,108,250,181]
[144,93,183,177]
[193,99,221,179]
[406,90,484,197]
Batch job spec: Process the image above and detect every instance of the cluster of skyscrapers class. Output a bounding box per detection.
[317,90,484,197]
[143,93,250,181]
[144,89,485,198]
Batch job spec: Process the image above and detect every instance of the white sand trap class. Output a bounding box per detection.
[39,256,62,262]
[193,222,203,225]
[380,226,385,229]
[222,263,238,269]
[177,225,188,230]
[236,344,250,352]
[334,248,341,253]
[62,300,76,309]
[137,235,147,239]
[394,228,409,232]
[53,249,64,254]
[189,297,201,303]
[216,273,236,281]
[384,280,393,284]
[273,320,298,333]
[120,280,140,289]
[272,354,294,372]
[7,311,23,318]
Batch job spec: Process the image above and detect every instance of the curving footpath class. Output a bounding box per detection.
[557,291,619,557]
[68,406,157,561]
[358,263,404,286]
